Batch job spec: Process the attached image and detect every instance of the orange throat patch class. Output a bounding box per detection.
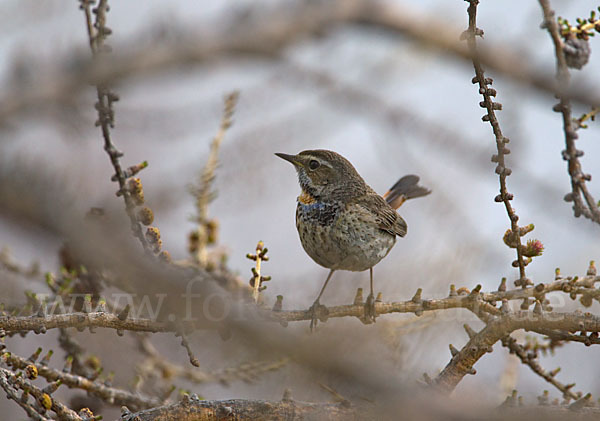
[298,190,317,205]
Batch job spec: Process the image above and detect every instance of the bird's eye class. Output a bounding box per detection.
[308,160,320,170]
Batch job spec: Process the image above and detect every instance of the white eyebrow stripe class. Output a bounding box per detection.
[305,156,332,168]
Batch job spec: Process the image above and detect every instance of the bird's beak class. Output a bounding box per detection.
[275,153,301,166]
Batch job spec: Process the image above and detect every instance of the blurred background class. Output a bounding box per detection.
[1,0,599,419]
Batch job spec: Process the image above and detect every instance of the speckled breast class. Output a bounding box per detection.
[295,200,396,272]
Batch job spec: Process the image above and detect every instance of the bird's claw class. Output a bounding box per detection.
[308,300,329,332]
[364,293,377,324]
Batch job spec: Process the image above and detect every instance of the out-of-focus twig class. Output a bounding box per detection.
[2,0,600,125]
[0,247,40,278]
[136,336,287,387]
[122,395,359,421]
[189,91,239,267]
[501,335,580,401]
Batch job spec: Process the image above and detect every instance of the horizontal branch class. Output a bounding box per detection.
[122,394,359,421]
[266,274,599,323]
[0,312,172,334]
[1,274,597,334]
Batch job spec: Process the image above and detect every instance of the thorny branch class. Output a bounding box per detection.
[433,309,600,392]
[2,350,161,411]
[0,368,51,421]
[2,273,598,330]
[428,0,598,396]
[79,0,151,251]
[463,0,533,286]
[0,311,174,334]
[0,366,85,421]
[121,394,360,421]
[538,0,600,225]
[501,335,579,401]
[1,0,600,418]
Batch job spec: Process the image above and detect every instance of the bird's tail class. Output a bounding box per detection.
[383,175,431,210]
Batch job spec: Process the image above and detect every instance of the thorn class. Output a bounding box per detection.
[28,347,42,363]
[282,388,293,402]
[587,260,597,276]
[353,288,364,305]
[533,300,543,315]
[464,324,477,339]
[501,299,510,314]
[498,277,507,292]
[449,344,459,357]
[569,393,591,411]
[449,284,457,297]
[117,304,131,321]
[468,284,482,299]
[272,295,283,312]
[411,288,422,303]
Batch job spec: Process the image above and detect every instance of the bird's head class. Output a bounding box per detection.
[275,149,366,201]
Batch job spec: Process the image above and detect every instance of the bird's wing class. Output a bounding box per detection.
[352,193,407,238]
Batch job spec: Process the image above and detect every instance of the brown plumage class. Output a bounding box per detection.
[276,149,431,329]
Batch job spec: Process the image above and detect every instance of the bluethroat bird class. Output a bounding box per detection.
[276,149,431,330]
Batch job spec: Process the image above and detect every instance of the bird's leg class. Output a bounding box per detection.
[364,267,377,323]
[308,269,334,331]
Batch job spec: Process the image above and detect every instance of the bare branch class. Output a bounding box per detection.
[434,310,600,392]
[502,335,579,400]
[122,394,359,421]
[79,0,152,251]
[2,351,161,410]
[538,0,600,224]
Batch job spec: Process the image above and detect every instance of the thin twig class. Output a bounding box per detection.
[0,369,51,421]
[0,367,83,420]
[463,0,530,286]
[501,335,580,400]
[538,0,600,224]
[79,0,151,251]
[190,91,239,267]
[2,351,161,410]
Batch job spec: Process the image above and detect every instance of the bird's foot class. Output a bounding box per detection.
[308,300,329,332]
[364,293,377,324]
